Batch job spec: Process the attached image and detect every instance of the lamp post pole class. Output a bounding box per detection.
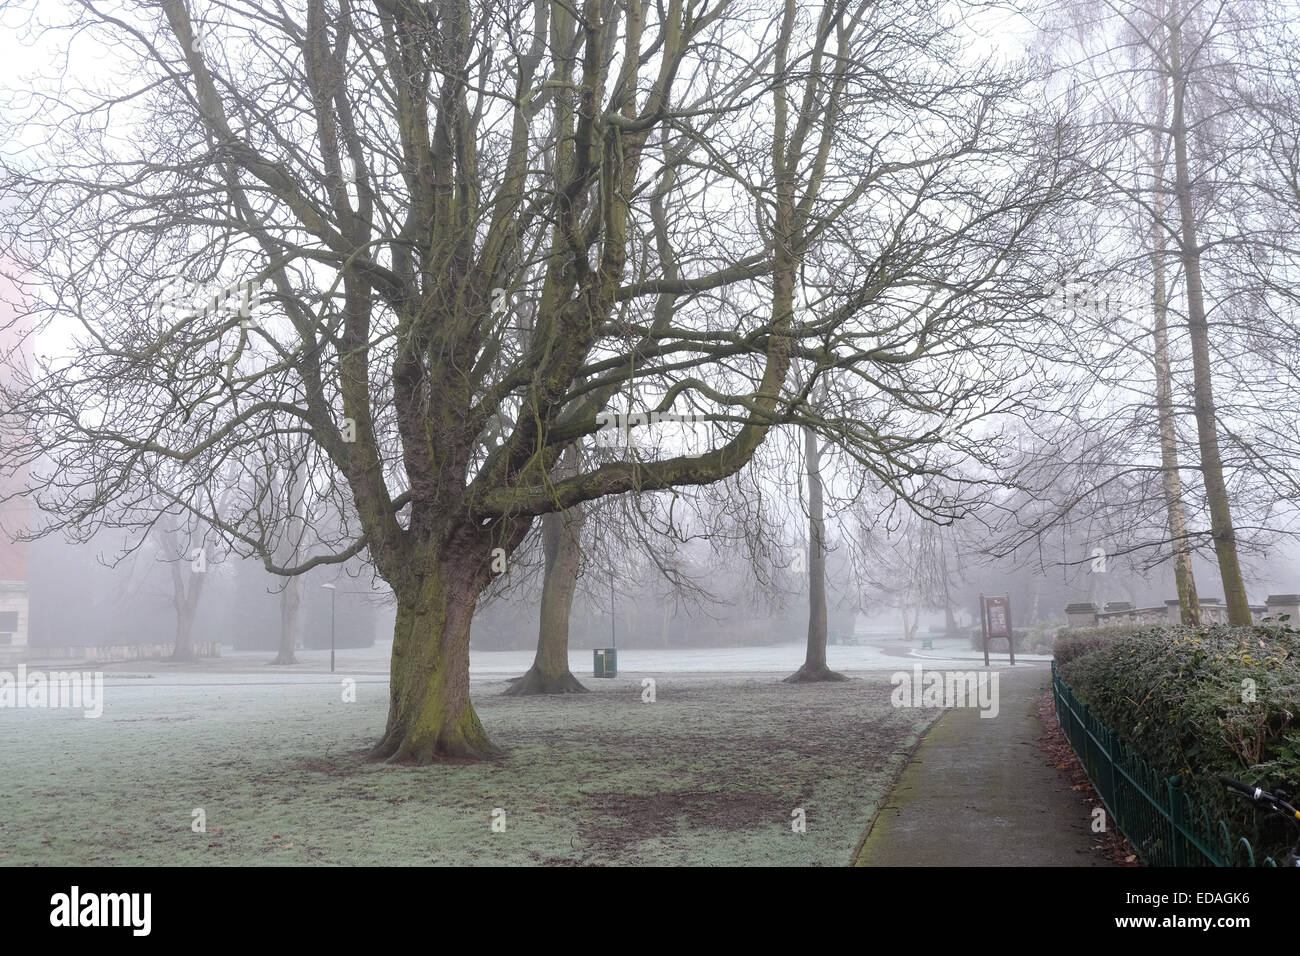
[322,583,337,672]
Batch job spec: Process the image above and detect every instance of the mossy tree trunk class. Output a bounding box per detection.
[370,531,501,762]
[507,443,587,695]
[506,503,587,695]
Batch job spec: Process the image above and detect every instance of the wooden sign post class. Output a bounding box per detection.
[979,593,1014,666]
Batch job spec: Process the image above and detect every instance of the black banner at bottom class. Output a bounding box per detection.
[0,864,1290,942]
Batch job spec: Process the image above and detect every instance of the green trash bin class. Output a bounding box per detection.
[593,648,617,678]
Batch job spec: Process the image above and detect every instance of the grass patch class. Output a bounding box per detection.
[0,671,935,866]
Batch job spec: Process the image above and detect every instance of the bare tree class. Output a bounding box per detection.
[1162,0,1250,622]
[1145,82,1201,623]
[0,0,1074,762]
[505,445,586,694]
[1010,0,1296,620]
[154,522,211,661]
[784,424,846,681]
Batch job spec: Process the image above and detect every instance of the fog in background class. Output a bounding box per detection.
[21,521,1300,656]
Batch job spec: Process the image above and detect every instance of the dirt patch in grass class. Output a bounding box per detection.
[584,789,792,850]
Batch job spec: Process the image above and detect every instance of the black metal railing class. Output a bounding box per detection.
[1052,662,1278,867]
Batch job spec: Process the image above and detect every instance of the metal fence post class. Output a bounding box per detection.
[1101,727,1116,820]
[1167,776,1187,867]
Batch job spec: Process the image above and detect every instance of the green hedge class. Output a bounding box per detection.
[1056,623,1300,862]
[1051,623,1140,665]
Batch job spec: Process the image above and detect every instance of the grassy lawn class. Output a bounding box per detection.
[0,670,935,865]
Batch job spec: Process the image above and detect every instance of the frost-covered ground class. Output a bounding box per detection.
[1,637,1046,866]
[0,676,954,864]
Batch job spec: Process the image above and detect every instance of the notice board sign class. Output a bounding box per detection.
[979,594,1014,667]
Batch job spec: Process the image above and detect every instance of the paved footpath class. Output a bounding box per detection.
[855,664,1115,866]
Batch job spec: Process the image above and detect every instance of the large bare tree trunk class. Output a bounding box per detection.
[370,543,498,763]
[505,504,587,695]
[787,426,846,682]
[1149,107,1201,626]
[1168,7,1251,625]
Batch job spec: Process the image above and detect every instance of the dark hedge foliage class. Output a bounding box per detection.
[1057,623,1300,862]
[1052,624,1139,665]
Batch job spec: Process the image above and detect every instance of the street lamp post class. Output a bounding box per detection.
[322,583,337,672]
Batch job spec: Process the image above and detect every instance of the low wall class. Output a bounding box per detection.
[1065,599,1278,629]
[18,642,222,663]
